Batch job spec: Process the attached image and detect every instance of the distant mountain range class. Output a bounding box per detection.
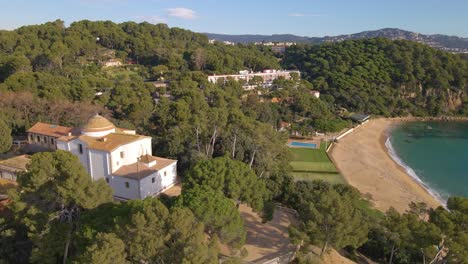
[204,28,468,53]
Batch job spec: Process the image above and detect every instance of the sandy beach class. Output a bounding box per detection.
[329,118,441,213]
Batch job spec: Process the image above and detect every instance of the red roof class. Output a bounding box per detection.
[271,97,281,103]
[27,122,75,138]
[280,122,291,128]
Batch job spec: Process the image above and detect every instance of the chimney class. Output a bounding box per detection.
[68,132,72,136]
[99,137,107,142]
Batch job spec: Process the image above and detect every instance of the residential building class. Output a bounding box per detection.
[101,58,122,67]
[0,155,31,181]
[27,123,77,150]
[271,45,287,53]
[208,69,300,89]
[279,121,291,132]
[28,114,178,200]
[309,90,320,98]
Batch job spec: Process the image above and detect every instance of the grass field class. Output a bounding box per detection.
[292,172,346,185]
[290,142,345,184]
[290,161,338,173]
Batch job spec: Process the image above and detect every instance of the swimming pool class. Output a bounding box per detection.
[289,141,317,148]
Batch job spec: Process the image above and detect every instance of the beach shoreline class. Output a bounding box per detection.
[329,118,442,213]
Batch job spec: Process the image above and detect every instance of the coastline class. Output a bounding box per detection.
[329,118,442,213]
[382,131,447,207]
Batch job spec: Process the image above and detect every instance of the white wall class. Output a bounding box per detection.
[89,150,109,180]
[139,172,162,199]
[61,139,91,175]
[0,170,16,181]
[138,161,177,199]
[109,176,140,200]
[81,128,115,138]
[56,140,69,151]
[109,138,152,173]
[160,162,177,190]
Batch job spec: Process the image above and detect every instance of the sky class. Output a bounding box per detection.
[1,0,468,37]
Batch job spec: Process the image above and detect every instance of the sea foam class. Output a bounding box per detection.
[385,137,447,207]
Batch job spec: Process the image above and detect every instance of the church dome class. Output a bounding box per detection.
[81,114,116,137]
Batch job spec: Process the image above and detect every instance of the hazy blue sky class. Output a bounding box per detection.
[1,0,467,37]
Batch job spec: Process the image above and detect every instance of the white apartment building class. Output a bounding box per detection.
[208,69,300,89]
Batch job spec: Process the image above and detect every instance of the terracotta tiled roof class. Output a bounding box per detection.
[271,97,281,103]
[0,155,31,173]
[113,156,176,180]
[27,123,76,138]
[139,154,157,164]
[57,135,78,142]
[280,122,291,128]
[79,133,150,152]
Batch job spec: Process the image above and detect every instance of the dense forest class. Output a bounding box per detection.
[0,20,467,263]
[283,38,468,116]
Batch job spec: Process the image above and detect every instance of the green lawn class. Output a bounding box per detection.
[290,161,337,173]
[290,142,344,184]
[290,147,330,163]
[292,172,346,185]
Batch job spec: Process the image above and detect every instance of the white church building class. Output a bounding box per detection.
[27,114,177,200]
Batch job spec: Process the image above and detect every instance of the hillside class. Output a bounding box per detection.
[205,28,468,53]
[1,20,468,264]
[282,38,468,116]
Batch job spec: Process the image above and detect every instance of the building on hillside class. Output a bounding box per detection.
[151,80,169,89]
[279,121,291,132]
[101,58,122,67]
[349,114,371,124]
[271,45,287,53]
[208,69,300,89]
[309,90,320,98]
[28,114,177,200]
[0,155,31,181]
[27,123,78,150]
[270,97,281,103]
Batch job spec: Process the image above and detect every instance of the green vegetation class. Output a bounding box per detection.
[290,147,330,163]
[0,118,12,153]
[290,161,337,172]
[359,198,468,263]
[284,38,468,116]
[289,144,345,184]
[176,186,246,248]
[291,172,345,185]
[2,151,113,263]
[288,181,370,257]
[184,156,271,211]
[1,19,468,263]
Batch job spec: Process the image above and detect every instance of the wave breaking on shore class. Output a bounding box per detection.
[385,137,447,206]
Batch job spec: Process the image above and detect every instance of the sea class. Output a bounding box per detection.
[386,121,468,204]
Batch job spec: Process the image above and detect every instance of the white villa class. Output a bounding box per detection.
[27,114,177,200]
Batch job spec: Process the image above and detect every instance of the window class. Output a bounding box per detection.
[120,151,125,159]
[51,138,54,145]
[152,177,155,183]
[78,144,83,154]
[36,135,40,142]
[44,137,48,143]
[125,182,129,188]
[105,177,109,183]
[164,171,167,176]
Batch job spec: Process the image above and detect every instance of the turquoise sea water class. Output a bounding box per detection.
[387,121,468,203]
